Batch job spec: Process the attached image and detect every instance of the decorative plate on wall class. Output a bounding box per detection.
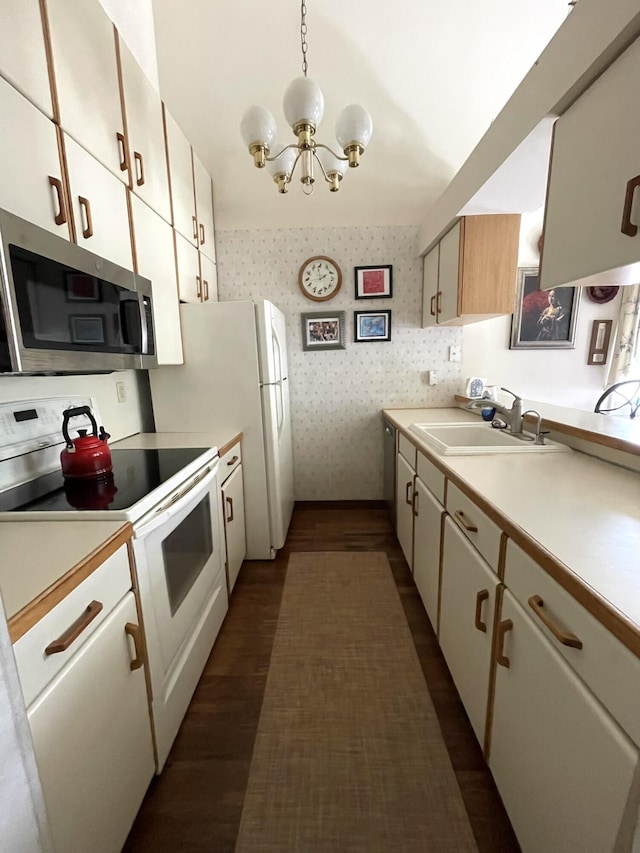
[587,286,619,304]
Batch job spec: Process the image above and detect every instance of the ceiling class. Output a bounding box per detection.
[151,0,569,231]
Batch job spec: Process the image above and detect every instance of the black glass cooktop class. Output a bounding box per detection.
[0,448,210,513]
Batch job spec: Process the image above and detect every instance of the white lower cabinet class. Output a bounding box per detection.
[490,589,639,853]
[412,477,443,631]
[27,590,155,853]
[396,452,415,570]
[439,517,499,746]
[221,463,246,593]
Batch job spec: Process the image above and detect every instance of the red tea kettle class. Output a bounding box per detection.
[60,406,112,480]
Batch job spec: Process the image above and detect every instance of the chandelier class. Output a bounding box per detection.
[240,1,373,195]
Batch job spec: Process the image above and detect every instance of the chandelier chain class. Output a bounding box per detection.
[300,1,308,76]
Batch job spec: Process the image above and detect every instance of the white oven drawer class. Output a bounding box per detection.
[14,544,131,708]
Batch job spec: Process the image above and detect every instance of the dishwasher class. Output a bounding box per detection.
[383,418,396,525]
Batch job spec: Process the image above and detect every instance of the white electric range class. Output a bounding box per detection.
[0,396,228,771]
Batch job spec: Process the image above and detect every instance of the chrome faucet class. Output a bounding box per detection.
[466,387,525,434]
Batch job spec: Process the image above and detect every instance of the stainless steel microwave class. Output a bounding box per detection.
[0,209,157,373]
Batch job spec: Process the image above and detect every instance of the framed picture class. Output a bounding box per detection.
[354,265,392,299]
[301,311,346,351]
[510,268,579,349]
[69,315,105,345]
[354,310,392,342]
[65,273,100,302]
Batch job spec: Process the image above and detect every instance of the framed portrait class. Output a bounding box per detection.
[510,268,579,349]
[301,311,346,351]
[65,273,100,302]
[354,265,392,299]
[354,310,392,342]
[69,315,106,345]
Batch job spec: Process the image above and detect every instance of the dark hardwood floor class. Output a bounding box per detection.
[124,501,520,853]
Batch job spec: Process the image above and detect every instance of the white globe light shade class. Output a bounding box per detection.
[240,106,277,147]
[336,104,373,150]
[267,144,298,178]
[316,148,348,177]
[283,77,324,129]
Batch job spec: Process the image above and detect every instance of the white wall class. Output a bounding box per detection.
[462,210,622,410]
[216,226,463,500]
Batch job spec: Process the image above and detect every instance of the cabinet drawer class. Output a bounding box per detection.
[14,545,132,708]
[504,540,640,747]
[416,450,445,504]
[446,482,501,573]
[219,439,242,481]
[398,433,417,469]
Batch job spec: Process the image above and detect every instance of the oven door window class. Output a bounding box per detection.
[162,494,214,616]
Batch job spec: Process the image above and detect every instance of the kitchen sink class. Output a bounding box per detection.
[408,422,570,455]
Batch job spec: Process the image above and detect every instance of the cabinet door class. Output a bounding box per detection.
[396,452,415,570]
[541,37,640,290]
[47,0,126,182]
[165,107,197,245]
[175,230,202,303]
[64,134,133,270]
[437,221,460,324]
[118,39,171,223]
[193,153,216,261]
[28,592,155,853]
[490,590,638,853]
[130,193,183,364]
[439,517,498,746]
[412,477,443,631]
[0,0,52,117]
[0,78,70,238]
[421,244,439,328]
[199,252,218,303]
[222,465,246,593]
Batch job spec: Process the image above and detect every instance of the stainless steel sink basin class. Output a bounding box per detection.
[408,422,570,455]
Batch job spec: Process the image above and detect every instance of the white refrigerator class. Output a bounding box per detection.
[149,300,295,559]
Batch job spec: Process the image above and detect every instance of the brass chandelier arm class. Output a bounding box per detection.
[264,143,300,163]
[313,142,349,162]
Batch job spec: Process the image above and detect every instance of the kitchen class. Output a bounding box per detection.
[1,0,640,851]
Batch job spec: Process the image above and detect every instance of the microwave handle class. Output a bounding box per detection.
[138,292,149,355]
[133,463,218,538]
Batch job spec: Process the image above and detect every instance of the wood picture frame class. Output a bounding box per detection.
[510,268,579,349]
[587,319,613,365]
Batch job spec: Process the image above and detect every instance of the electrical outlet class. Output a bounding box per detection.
[116,381,126,403]
[428,370,439,385]
[449,345,461,362]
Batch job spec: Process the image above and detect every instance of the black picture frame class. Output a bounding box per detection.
[69,315,106,345]
[65,273,101,302]
[354,265,393,299]
[354,310,392,342]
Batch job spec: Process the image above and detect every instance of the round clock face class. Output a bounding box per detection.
[298,256,342,301]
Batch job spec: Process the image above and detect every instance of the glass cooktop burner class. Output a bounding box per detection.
[0,448,210,513]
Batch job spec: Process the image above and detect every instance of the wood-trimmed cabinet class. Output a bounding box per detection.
[219,441,246,594]
[412,452,445,631]
[395,435,417,571]
[421,214,521,326]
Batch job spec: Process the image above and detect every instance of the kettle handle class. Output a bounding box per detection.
[62,406,98,449]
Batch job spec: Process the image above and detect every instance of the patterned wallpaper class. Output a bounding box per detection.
[216,226,462,500]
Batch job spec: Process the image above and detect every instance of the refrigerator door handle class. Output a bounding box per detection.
[271,322,286,382]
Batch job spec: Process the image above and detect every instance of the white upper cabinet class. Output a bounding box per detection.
[0,0,52,117]
[175,230,202,303]
[199,253,218,303]
[0,77,69,238]
[437,222,461,324]
[421,245,438,328]
[130,192,183,364]
[540,37,640,290]
[118,38,171,223]
[46,0,127,183]
[164,107,198,246]
[193,153,216,262]
[64,134,132,270]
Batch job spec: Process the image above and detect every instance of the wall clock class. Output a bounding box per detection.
[298,256,342,302]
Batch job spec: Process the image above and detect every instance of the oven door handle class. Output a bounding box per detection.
[134,463,218,537]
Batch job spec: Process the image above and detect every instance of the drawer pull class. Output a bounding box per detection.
[227,455,239,466]
[475,589,489,632]
[496,618,513,668]
[48,176,67,226]
[436,290,442,315]
[621,174,640,237]
[192,215,198,240]
[199,223,206,245]
[203,278,209,301]
[134,150,145,186]
[405,481,412,505]
[454,509,478,533]
[528,595,583,649]
[430,294,436,317]
[78,196,93,238]
[45,600,103,655]
[124,622,144,671]
[412,490,419,517]
[116,132,128,172]
[196,275,202,300]
[226,495,234,523]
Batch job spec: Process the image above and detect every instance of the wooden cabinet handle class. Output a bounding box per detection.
[48,176,67,226]
[475,589,489,632]
[226,495,234,522]
[116,132,128,172]
[496,618,513,668]
[134,151,145,186]
[430,294,436,317]
[227,455,239,466]
[412,490,419,517]
[405,481,412,505]
[192,215,198,240]
[124,622,144,670]
[78,196,93,238]
[528,595,583,649]
[45,600,103,655]
[621,174,640,237]
[196,275,202,300]
[454,509,478,533]
[436,290,442,315]
[203,279,209,301]
[199,223,205,245]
